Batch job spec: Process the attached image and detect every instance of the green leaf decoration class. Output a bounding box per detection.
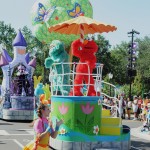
[57,115,61,120]
[76,119,84,126]
[65,119,71,127]
[87,116,94,125]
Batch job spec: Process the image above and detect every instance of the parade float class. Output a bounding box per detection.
[0,31,36,120]
[32,0,130,149]
[45,39,130,150]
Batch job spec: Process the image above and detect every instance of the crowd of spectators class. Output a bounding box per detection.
[102,95,150,122]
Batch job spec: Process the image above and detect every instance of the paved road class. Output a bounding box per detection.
[123,119,150,150]
[0,119,150,150]
[0,120,33,150]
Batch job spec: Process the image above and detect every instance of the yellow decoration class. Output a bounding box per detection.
[42,84,51,100]
[33,76,42,89]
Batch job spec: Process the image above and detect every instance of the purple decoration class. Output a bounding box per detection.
[28,57,36,68]
[25,52,30,64]
[0,54,9,67]
[12,30,27,47]
[2,49,12,62]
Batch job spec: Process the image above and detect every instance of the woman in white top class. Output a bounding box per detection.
[132,96,138,120]
[126,98,132,119]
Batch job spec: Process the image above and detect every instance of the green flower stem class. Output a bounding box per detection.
[85,114,88,125]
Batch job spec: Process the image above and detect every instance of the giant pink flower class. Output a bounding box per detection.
[81,102,94,114]
[58,103,69,115]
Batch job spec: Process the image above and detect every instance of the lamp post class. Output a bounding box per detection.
[127,29,140,100]
[108,73,113,97]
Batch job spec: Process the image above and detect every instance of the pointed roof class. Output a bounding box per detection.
[28,57,36,68]
[12,30,27,47]
[2,49,12,62]
[25,52,30,64]
[0,54,9,67]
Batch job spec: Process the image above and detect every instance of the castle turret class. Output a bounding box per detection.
[28,56,36,77]
[10,30,27,68]
[25,52,30,64]
[2,49,12,62]
[0,54,9,67]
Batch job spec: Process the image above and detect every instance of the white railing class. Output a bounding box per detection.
[49,62,123,118]
[101,81,123,118]
[49,62,103,96]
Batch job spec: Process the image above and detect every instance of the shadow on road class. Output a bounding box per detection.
[0,141,6,144]
[131,140,150,150]
[0,119,32,123]
[0,122,13,125]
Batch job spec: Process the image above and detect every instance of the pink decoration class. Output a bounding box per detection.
[81,102,94,114]
[59,103,69,115]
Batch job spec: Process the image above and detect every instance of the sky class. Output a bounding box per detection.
[0,0,150,47]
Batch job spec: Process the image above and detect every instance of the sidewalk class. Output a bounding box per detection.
[129,114,150,141]
[131,126,150,141]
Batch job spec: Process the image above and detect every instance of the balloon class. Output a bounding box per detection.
[31,0,93,44]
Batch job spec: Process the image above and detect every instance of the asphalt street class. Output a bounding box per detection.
[0,118,149,150]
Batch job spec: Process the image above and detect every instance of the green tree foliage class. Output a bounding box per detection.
[136,36,150,92]
[0,21,16,83]
[94,34,112,77]
[110,42,129,85]
[0,21,16,55]
[132,72,142,96]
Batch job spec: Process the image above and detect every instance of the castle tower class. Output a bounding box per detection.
[10,30,27,68]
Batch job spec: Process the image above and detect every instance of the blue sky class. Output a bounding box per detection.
[0,0,150,47]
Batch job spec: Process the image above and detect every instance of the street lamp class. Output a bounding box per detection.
[127,29,140,100]
[108,73,113,97]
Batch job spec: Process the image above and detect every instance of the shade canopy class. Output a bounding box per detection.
[48,16,117,35]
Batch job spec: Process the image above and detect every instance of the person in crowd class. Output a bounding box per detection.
[126,97,132,120]
[132,96,138,120]
[137,96,143,118]
[122,97,127,119]
[144,97,150,106]
[140,104,148,121]
[103,96,108,109]
[23,103,63,150]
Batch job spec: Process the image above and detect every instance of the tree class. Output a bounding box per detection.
[0,21,16,54]
[94,34,112,77]
[110,42,129,85]
[136,36,150,91]
[0,21,16,83]
[132,72,142,96]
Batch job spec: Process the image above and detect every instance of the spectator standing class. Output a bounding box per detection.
[144,97,150,106]
[137,96,143,118]
[132,96,138,120]
[126,97,132,120]
[122,97,127,119]
[103,96,108,109]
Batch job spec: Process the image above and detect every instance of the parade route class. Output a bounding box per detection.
[0,120,33,150]
[0,119,150,150]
